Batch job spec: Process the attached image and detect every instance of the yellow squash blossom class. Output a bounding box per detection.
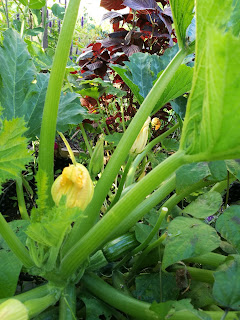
[51,163,94,209]
[151,117,161,130]
[130,117,151,154]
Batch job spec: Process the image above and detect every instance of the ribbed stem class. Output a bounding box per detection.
[37,0,82,206]
[81,272,158,320]
[25,293,60,318]
[59,284,76,320]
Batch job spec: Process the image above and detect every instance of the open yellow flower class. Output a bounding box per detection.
[51,163,94,209]
[130,117,151,154]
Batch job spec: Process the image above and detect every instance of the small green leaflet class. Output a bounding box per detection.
[0,118,31,191]
[169,0,195,49]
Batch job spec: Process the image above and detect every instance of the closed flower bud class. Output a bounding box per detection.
[130,117,151,154]
[51,163,94,209]
[89,135,104,177]
[0,299,28,320]
[151,117,161,130]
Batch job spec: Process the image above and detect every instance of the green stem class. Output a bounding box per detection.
[79,123,93,157]
[109,175,176,240]
[37,0,82,207]
[60,151,186,279]
[184,252,227,267]
[0,284,50,304]
[66,48,188,248]
[0,213,34,268]
[127,232,167,283]
[24,292,60,318]
[170,265,214,284]
[16,176,29,220]
[133,207,168,256]
[125,122,180,186]
[59,284,76,320]
[107,155,134,211]
[81,272,158,320]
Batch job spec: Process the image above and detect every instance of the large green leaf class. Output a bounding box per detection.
[0,29,36,119]
[0,118,31,189]
[213,255,240,310]
[169,0,194,49]
[0,29,93,139]
[180,0,240,161]
[162,217,220,270]
[216,205,240,252]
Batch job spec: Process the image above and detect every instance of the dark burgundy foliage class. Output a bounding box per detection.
[76,0,175,132]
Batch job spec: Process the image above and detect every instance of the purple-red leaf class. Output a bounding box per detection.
[100,0,126,11]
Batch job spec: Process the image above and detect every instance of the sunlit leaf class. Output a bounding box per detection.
[180,0,240,161]
[169,0,194,49]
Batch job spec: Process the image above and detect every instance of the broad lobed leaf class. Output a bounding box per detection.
[180,0,240,161]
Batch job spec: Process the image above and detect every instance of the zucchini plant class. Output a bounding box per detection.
[0,0,240,319]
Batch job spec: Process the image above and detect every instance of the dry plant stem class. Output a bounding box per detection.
[37,0,82,206]
[60,151,186,278]
[65,48,188,252]
[0,213,34,268]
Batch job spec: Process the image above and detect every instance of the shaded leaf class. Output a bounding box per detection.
[133,273,179,304]
[208,161,228,181]
[216,205,240,252]
[162,217,220,269]
[225,159,240,180]
[134,223,156,244]
[213,255,240,310]
[0,118,31,190]
[100,0,126,11]
[170,96,187,119]
[183,191,222,219]
[176,162,210,194]
[0,250,22,298]
[123,0,157,10]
